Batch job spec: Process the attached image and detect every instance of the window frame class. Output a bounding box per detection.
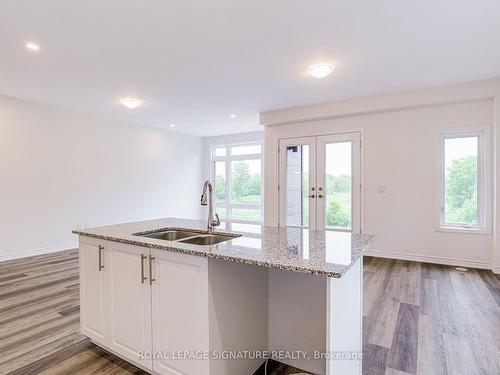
[436,127,491,234]
[210,141,263,224]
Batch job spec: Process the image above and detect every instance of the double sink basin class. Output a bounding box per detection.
[134,228,241,246]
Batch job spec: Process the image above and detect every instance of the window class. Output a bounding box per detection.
[438,128,490,232]
[211,142,263,223]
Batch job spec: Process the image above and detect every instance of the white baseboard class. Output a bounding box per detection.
[0,242,78,262]
[365,249,495,272]
[492,266,500,275]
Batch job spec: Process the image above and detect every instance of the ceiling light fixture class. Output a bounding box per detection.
[170,124,176,128]
[26,42,40,51]
[306,63,334,78]
[119,97,142,109]
[229,114,237,119]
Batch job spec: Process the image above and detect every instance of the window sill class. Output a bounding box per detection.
[435,226,491,236]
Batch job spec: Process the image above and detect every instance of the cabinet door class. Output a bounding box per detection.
[151,249,209,375]
[79,236,108,344]
[106,242,152,370]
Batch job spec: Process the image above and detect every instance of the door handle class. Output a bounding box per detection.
[98,245,104,271]
[317,187,324,198]
[307,194,316,198]
[148,255,156,286]
[141,254,147,284]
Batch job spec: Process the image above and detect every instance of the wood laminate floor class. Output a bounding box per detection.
[0,249,147,375]
[363,257,500,375]
[0,251,498,374]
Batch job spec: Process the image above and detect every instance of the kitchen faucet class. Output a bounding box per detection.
[200,180,220,233]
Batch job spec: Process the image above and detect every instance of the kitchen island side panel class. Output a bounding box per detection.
[209,259,269,375]
[268,269,327,374]
[326,256,363,375]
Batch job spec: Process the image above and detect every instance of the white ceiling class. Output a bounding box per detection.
[1,0,500,136]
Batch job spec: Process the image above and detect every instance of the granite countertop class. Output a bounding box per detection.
[73,218,375,278]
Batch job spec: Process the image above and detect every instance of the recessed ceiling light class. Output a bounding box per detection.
[170,124,176,128]
[26,42,40,51]
[229,114,237,119]
[119,97,142,109]
[306,63,334,78]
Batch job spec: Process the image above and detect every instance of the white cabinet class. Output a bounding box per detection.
[79,237,264,375]
[151,249,209,375]
[79,236,108,343]
[78,237,210,374]
[106,242,153,370]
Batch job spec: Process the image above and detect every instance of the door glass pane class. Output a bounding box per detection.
[324,142,352,230]
[230,160,261,204]
[214,161,226,203]
[285,145,309,227]
[443,136,479,225]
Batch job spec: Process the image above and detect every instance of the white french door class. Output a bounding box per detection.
[278,132,361,232]
[279,137,317,229]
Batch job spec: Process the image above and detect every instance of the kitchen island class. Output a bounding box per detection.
[74,218,374,375]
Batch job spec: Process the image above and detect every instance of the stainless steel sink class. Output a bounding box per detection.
[134,228,240,245]
[178,234,237,245]
[138,230,197,241]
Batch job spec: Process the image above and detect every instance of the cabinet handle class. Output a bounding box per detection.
[149,255,156,286]
[141,254,147,284]
[98,245,104,271]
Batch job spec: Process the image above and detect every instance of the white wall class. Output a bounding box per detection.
[0,95,204,260]
[262,78,500,271]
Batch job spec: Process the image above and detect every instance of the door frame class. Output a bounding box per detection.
[276,130,365,233]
